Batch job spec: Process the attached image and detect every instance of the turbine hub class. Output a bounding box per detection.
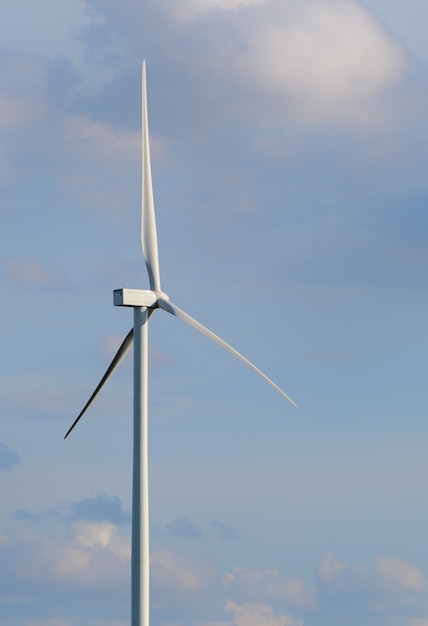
[155,290,169,302]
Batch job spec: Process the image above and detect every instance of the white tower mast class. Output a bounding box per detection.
[65,62,297,626]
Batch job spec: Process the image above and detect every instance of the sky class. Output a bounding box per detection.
[1,0,428,624]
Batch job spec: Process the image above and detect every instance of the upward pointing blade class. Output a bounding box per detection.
[157,298,298,407]
[64,328,134,439]
[142,60,161,292]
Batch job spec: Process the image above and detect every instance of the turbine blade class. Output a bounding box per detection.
[64,328,134,439]
[158,299,297,407]
[142,60,161,292]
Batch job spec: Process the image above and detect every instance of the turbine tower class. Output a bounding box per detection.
[65,61,297,626]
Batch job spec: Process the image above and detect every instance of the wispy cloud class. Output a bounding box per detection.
[151,547,214,590]
[24,618,73,626]
[224,566,317,610]
[80,0,410,130]
[210,520,241,543]
[317,552,428,620]
[160,0,264,24]
[2,257,67,288]
[167,516,204,538]
[0,441,20,471]
[224,599,303,626]
[0,94,43,129]
[3,513,428,626]
[218,0,407,129]
[54,494,131,526]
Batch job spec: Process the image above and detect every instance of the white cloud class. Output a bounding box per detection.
[73,520,116,548]
[2,382,69,417]
[65,116,140,163]
[161,0,264,23]
[2,257,67,287]
[317,552,428,621]
[96,335,171,368]
[72,521,130,560]
[320,553,427,595]
[151,547,214,591]
[0,95,43,129]
[8,523,129,587]
[79,0,408,130]
[224,565,317,610]
[317,552,350,583]
[376,557,426,591]
[207,0,407,128]
[225,600,303,626]
[23,617,128,626]
[96,334,129,361]
[0,441,20,471]
[24,619,72,626]
[4,523,428,626]
[61,114,167,216]
[0,0,89,63]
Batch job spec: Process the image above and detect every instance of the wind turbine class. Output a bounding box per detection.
[65,61,297,626]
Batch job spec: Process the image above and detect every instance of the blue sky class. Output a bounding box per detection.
[1,1,428,625]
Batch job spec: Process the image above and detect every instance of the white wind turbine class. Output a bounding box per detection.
[65,61,297,626]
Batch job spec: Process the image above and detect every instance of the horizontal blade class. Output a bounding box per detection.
[64,328,134,439]
[158,298,297,407]
[142,60,161,292]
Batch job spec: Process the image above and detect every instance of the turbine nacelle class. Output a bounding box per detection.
[113,288,169,308]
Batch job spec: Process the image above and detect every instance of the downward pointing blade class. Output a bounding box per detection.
[158,299,297,407]
[64,328,134,439]
[142,61,161,292]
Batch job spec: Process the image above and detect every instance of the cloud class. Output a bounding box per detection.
[224,600,303,626]
[3,519,428,626]
[1,257,67,287]
[192,0,407,129]
[376,557,426,592]
[317,552,428,620]
[95,334,131,361]
[24,617,72,626]
[13,510,41,522]
[167,516,203,538]
[60,115,141,215]
[0,94,43,129]
[317,552,350,584]
[0,515,130,622]
[318,552,428,594]
[0,51,143,219]
[24,616,126,626]
[10,496,130,535]
[72,520,117,548]
[210,520,241,542]
[151,547,214,591]
[161,0,264,24]
[5,524,129,588]
[2,384,70,420]
[96,335,171,368]
[0,0,89,64]
[72,520,130,560]
[149,345,173,367]
[65,115,140,162]
[79,0,409,131]
[0,441,20,471]
[224,566,317,610]
[55,495,131,526]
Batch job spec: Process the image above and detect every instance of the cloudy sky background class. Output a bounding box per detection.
[1,0,428,624]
